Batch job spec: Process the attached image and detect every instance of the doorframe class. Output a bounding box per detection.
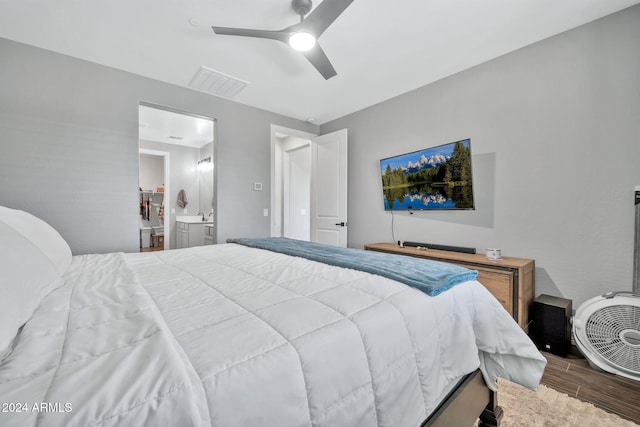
[139,148,171,249]
[270,125,317,238]
[138,101,218,247]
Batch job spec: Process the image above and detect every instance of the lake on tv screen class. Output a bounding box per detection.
[383,192,457,210]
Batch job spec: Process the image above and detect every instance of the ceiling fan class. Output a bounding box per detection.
[212,0,354,80]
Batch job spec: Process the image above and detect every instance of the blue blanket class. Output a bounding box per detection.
[227,238,478,297]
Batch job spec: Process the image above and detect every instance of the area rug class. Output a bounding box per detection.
[482,379,638,426]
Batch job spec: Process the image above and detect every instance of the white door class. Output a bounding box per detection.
[310,129,348,247]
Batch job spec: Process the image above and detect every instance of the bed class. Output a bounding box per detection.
[0,206,546,426]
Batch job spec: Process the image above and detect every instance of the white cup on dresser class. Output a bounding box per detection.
[485,248,502,260]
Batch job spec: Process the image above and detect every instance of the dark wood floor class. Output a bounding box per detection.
[140,246,164,252]
[540,349,640,424]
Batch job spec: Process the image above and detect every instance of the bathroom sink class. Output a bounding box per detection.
[176,215,213,223]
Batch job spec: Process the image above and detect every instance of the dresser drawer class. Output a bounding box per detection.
[476,268,513,315]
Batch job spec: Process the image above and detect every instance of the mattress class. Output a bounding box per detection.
[0,243,546,426]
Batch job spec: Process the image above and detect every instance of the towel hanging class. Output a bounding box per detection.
[177,189,188,208]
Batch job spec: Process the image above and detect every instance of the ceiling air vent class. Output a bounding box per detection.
[188,66,249,99]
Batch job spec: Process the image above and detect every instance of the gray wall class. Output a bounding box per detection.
[139,154,164,193]
[321,5,640,309]
[0,38,318,254]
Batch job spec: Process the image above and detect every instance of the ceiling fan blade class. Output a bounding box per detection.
[212,26,290,43]
[302,44,337,80]
[297,0,354,37]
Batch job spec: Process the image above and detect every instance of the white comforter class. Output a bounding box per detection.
[0,243,546,427]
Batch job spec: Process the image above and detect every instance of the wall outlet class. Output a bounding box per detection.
[263,208,269,217]
[254,182,263,191]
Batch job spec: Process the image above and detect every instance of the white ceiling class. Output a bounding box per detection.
[1,0,639,125]
[139,105,214,148]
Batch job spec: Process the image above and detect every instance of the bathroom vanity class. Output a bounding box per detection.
[204,224,215,245]
[176,216,214,249]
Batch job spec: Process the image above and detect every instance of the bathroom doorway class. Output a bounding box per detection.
[139,149,169,251]
[138,103,216,250]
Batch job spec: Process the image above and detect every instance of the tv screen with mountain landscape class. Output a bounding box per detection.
[380,138,475,210]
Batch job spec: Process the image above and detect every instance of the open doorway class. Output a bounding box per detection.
[271,125,316,240]
[139,103,216,250]
[139,149,169,251]
[271,126,349,247]
[284,143,311,240]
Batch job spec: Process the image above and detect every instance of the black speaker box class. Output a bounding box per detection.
[402,241,476,254]
[529,294,572,356]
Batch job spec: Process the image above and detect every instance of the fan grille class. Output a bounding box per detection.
[585,304,640,375]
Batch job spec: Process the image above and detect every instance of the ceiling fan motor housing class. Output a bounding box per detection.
[292,0,313,17]
[573,291,640,381]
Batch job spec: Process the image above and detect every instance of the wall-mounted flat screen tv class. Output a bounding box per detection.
[380,138,475,210]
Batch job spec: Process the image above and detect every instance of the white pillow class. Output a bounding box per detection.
[0,206,72,361]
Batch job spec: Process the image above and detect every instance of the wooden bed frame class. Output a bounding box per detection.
[422,369,503,427]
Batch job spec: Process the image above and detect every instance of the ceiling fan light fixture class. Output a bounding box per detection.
[289,32,316,51]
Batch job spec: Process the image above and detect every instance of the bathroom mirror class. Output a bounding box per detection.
[138,103,216,250]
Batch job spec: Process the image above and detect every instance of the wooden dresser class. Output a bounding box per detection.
[364,242,535,331]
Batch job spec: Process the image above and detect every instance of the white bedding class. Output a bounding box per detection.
[0,243,546,426]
